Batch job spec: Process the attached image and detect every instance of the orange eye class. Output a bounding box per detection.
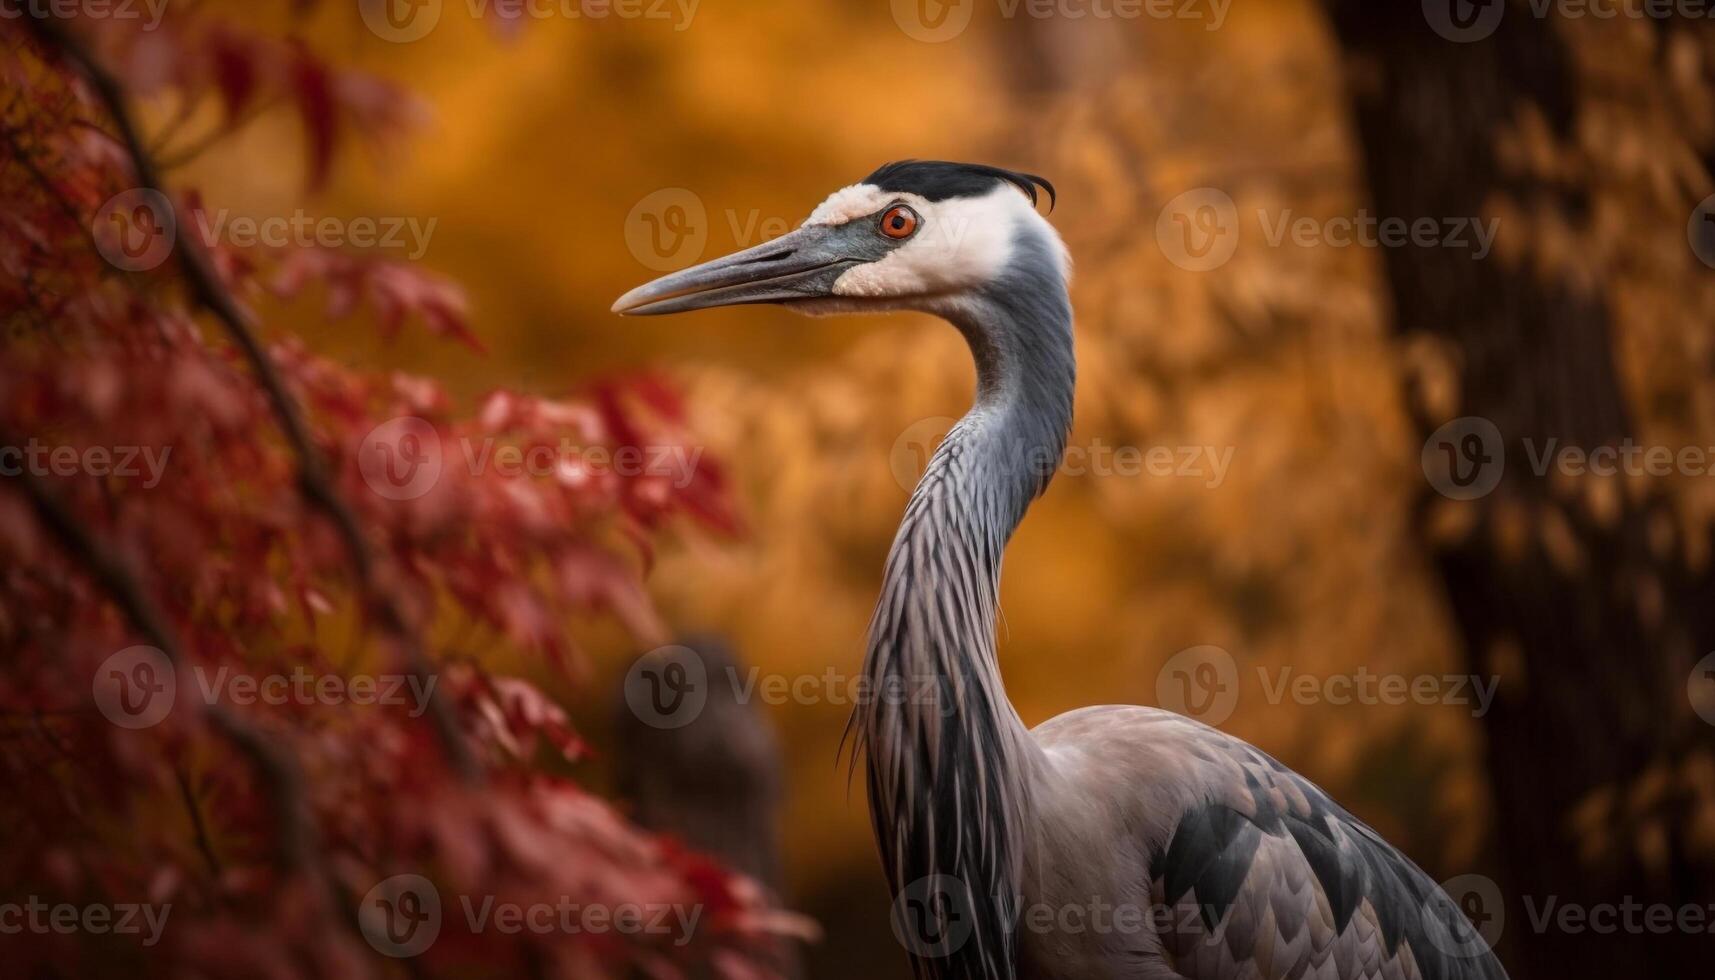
[879,205,919,240]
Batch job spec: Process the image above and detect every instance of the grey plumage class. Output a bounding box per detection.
[613,161,1510,980]
[848,218,1074,980]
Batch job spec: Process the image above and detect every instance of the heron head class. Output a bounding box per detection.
[611,161,1064,318]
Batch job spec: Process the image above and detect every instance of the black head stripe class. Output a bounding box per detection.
[863,160,1057,212]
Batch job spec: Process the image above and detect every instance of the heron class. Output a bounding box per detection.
[614,161,1508,980]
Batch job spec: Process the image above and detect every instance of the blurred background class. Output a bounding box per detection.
[14,1,1715,977]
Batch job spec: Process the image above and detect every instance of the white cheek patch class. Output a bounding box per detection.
[832,185,1024,299]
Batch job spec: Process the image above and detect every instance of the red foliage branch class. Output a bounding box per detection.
[0,8,778,980]
[24,7,481,784]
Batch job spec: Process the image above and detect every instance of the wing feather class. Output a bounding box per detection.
[1148,738,1506,980]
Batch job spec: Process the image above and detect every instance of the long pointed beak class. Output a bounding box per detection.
[612,224,860,316]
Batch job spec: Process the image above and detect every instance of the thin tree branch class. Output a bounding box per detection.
[22,13,479,781]
[156,94,285,172]
[175,765,225,878]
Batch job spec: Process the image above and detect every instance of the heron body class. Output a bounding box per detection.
[615,161,1508,980]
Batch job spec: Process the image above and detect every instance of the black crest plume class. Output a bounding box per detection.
[864,160,1056,211]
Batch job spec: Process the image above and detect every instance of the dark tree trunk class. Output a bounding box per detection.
[613,635,800,979]
[1321,5,1715,977]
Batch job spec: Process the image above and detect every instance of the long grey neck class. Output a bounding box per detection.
[854,244,1073,980]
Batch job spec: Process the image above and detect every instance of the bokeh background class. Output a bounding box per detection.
[166,1,1715,976]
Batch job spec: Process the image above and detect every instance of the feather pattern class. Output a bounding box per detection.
[850,211,1074,980]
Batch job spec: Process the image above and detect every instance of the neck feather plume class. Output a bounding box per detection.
[851,226,1074,980]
